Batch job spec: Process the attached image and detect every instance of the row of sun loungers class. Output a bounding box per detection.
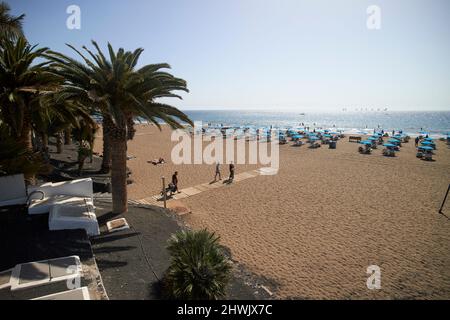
[0,175,100,236]
[357,132,439,160]
[0,175,104,300]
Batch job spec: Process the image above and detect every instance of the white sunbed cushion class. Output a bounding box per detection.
[49,202,100,237]
[28,195,94,215]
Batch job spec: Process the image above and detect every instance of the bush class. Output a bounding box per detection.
[164,229,232,300]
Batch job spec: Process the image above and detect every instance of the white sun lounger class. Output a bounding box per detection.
[49,199,100,236]
[0,174,94,214]
[32,287,90,300]
[10,256,82,291]
[28,178,94,215]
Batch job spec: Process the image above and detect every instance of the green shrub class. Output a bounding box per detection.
[164,229,231,300]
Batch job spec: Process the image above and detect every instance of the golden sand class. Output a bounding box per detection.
[95,125,450,299]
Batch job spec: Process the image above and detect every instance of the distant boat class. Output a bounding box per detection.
[299,113,306,116]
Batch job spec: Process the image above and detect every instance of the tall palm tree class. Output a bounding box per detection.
[33,93,94,154]
[0,37,61,152]
[0,2,25,40]
[46,41,192,214]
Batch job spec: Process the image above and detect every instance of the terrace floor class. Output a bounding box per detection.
[0,205,107,300]
[91,201,271,300]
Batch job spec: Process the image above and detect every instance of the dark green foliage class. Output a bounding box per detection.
[0,2,25,40]
[0,124,49,177]
[164,229,232,300]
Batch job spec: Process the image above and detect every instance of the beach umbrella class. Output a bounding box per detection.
[368,137,378,141]
[323,134,332,138]
[388,139,400,144]
[292,134,302,139]
[424,137,434,141]
[309,136,319,141]
[360,140,372,145]
[418,146,433,151]
[384,143,397,148]
[421,141,434,145]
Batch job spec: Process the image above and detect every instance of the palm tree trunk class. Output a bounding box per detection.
[127,116,136,140]
[56,132,63,154]
[41,133,49,162]
[18,113,32,151]
[64,128,72,145]
[110,123,128,214]
[111,138,128,213]
[100,115,112,173]
[18,112,34,184]
[41,133,49,151]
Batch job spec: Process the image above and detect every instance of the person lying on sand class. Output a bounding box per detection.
[148,157,165,165]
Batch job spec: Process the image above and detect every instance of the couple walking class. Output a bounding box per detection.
[214,161,235,183]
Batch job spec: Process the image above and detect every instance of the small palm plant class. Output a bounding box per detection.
[164,229,232,300]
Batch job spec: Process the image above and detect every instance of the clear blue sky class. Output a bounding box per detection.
[8,0,450,111]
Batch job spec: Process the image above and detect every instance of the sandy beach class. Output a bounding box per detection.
[94,124,450,299]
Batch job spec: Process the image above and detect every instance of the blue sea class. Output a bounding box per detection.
[182,110,450,137]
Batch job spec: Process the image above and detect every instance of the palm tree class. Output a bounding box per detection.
[164,229,232,300]
[0,2,25,40]
[33,93,94,155]
[0,123,50,178]
[0,37,61,152]
[46,41,192,213]
[72,117,98,175]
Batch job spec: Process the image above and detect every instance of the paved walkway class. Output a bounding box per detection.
[129,167,275,208]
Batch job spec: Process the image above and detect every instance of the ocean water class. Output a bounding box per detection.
[182,110,450,137]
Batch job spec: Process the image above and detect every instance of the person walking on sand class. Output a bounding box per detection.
[214,162,222,181]
[172,171,180,193]
[415,136,420,147]
[229,162,235,182]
